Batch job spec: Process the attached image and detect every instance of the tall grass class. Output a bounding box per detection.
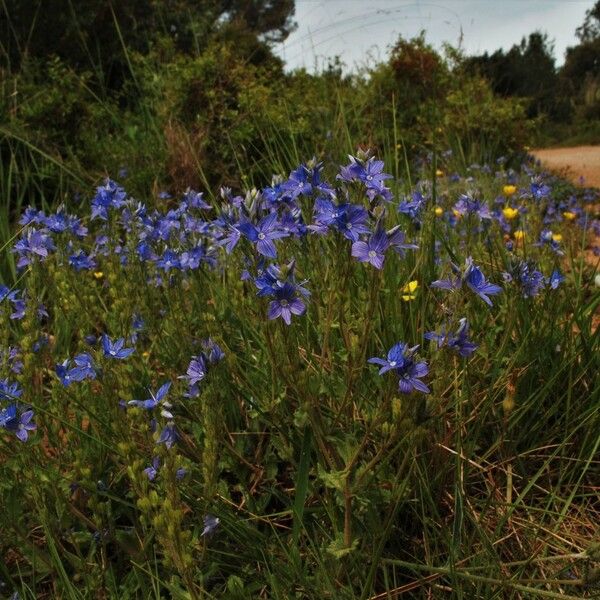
[0,142,598,598]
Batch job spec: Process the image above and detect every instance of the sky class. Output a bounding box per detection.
[274,0,594,72]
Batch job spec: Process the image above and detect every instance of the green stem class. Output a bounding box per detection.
[380,559,586,599]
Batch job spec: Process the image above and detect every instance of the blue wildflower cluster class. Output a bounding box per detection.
[0,151,588,456]
[56,353,96,386]
[1,146,599,600]
[432,257,503,307]
[180,338,225,398]
[425,318,478,358]
[368,343,430,394]
[502,259,565,298]
[0,380,36,442]
[2,152,589,448]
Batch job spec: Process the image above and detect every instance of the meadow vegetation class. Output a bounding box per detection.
[0,2,599,598]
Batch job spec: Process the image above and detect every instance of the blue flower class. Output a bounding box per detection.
[102,335,135,360]
[0,403,17,428]
[309,197,340,234]
[535,229,564,255]
[338,155,393,202]
[351,226,389,269]
[548,269,565,290]
[136,241,157,262]
[128,382,172,418]
[503,260,546,298]
[334,204,371,242]
[219,222,242,254]
[519,265,545,298]
[201,514,220,537]
[132,314,145,331]
[0,379,22,401]
[155,249,181,272]
[368,342,429,394]
[238,212,289,259]
[144,457,160,481]
[453,193,492,220]
[398,191,427,221]
[179,340,224,395]
[154,211,181,241]
[20,206,46,226]
[56,353,96,386]
[0,405,36,442]
[74,353,96,374]
[33,335,49,352]
[7,294,26,321]
[309,200,369,240]
[202,338,225,364]
[157,422,177,449]
[182,188,211,210]
[281,161,334,201]
[367,342,409,374]
[69,250,97,271]
[464,259,503,306]
[253,261,309,325]
[91,179,127,220]
[0,285,17,304]
[530,177,551,200]
[386,225,418,257]
[13,230,56,268]
[425,318,478,358]
[267,282,306,325]
[281,164,313,199]
[181,355,206,391]
[432,258,502,307]
[179,246,207,271]
[1,347,23,375]
[279,209,307,237]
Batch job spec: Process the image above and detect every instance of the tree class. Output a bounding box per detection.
[219,0,296,44]
[464,32,560,119]
[561,0,600,117]
[576,0,600,42]
[0,0,296,75]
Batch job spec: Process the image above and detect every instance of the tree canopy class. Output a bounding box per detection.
[0,0,296,73]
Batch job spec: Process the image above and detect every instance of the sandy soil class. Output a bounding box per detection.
[532,145,600,188]
[533,146,600,333]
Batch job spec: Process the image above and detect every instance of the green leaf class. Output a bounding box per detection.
[317,466,347,493]
[292,426,312,545]
[326,534,359,559]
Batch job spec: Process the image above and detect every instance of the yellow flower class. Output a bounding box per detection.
[563,211,576,221]
[434,206,444,217]
[551,233,562,243]
[402,280,419,301]
[435,169,444,178]
[142,351,150,359]
[503,185,517,197]
[513,230,526,242]
[502,207,519,221]
[93,271,104,279]
[452,209,462,219]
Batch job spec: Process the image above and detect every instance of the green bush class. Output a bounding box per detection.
[0,34,533,227]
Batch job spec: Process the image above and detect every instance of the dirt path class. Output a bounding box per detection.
[532,146,599,280]
[532,145,600,188]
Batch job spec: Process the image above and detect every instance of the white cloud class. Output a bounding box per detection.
[276,0,593,71]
